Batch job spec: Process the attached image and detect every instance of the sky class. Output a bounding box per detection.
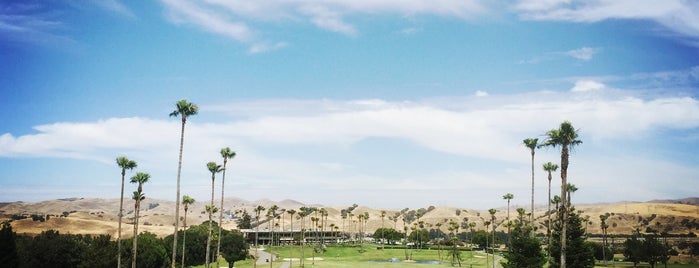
[1,0,698,210]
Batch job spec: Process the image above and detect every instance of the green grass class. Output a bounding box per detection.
[191,244,699,268]
[194,244,491,267]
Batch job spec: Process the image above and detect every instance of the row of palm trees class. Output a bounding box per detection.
[520,121,581,268]
[115,156,151,268]
[116,100,240,268]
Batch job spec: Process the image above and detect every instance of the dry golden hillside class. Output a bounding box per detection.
[2,197,697,238]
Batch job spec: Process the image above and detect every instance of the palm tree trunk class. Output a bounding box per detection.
[118,170,125,268]
[206,178,215,268]
[560,145,569,268]
[531,150,535,223]
[132,202,139,268]
[181,208,188,268]
[216,160,228,268]
[547,176,552,266]
[171,117,186,268]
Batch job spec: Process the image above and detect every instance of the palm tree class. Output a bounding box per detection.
[523,138,538,223]
[130,172,150,268]
[216,147,236,268]
[600,214,610,266]
[542,161,558,265]
[540,121,582,268]
[116,156,137,268]
[566,183,578,206]
[181,195,195,268]
[205,161,223,268]
[380,210,387,249]
[286,209,296,267]
[502,193,513,246]
[253,205,266,268]
[488,208,497,268]
[484,220,491,268]
[169,99,198,268]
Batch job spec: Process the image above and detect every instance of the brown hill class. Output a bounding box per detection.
[2,197,698,239]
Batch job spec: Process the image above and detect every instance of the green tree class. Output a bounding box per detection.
[123,232,169,268]
[116,156,137,268]
[18,230,83,268]
[181,195,195,268]
[78,234,117,268]
[220,230,249,268]
[543,161,559,263]
[216,147,236,268]
[644,234,669,268]
[236,209,252,229]
[623,235,644,267]
[501,220,546,268]
[169,99,198,268]
[205,161,223,268]
[523,138,538,223]
[0,222,19,268]
[130,172,150,268]
[540,121,582,268]
[549,208,594,268]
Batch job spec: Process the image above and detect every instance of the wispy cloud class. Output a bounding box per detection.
[514,0,699,43]
[157,0,491,52]
[565,46,599,61]
[518,46,600,64]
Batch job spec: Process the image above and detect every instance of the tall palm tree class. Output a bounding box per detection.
[380,210,387,249]
[523,138,538,223]
[502,193,513,246]
[599,214,610,266]
[216,147,236,268]
[286,209,296,267]
[566,183,578,206]
[488,208,497,268]
[540,121,582,268]
[130,172,150,268]
[181,195,195,268]
[542,161,558,265]
[253,205,266,268]
[169,99,198,268]
[116,156,137,268]
[205,161,223,268]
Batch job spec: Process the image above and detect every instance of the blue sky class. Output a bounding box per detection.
[1,0,699,209]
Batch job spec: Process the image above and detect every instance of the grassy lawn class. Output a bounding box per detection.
[194,244,492,268]
[192,244,699,268]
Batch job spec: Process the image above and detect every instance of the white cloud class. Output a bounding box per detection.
[157,0,491,50]
[2,91,699,208]
[571,80,605,92]
[515,0,699,41]
[565,47,598,61]
[475,90,489,97]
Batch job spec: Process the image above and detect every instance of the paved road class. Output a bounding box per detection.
[253,248,290,268]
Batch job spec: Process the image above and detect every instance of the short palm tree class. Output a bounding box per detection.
[130,172,150,268]
[205,161,223,268]
[523,138,538,223]
[539,121,582,268]
[566,183,578,206]
[116,156,137,268]
[216,147,236,268]
[181,195,195,268]
[169,99,198,268]
[542,161,559,265]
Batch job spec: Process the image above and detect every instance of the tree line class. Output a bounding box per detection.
[0,221,247,268]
